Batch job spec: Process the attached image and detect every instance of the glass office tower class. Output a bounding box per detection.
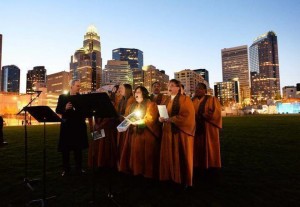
[112,48,143,70]
[249,31,280,100]
[1,65,20,93]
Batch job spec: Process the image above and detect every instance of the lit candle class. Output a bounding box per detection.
[134,110,142,119]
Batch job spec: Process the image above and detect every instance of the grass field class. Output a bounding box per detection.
[0,115,299,206]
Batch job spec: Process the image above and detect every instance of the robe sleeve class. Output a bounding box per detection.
[124,96,136,116]
[144,101,160,138]
[170,95,196,136]
[204,97,222,129]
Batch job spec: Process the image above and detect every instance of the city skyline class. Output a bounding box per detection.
[0,0,299,93]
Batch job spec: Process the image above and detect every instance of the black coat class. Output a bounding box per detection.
[56,94,88,152]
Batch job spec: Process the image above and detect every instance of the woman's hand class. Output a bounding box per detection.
[132,119,144,126]
[159,117,171,123]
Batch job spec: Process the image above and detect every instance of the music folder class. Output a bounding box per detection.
[25,106,61,122]
[69,92,118,118]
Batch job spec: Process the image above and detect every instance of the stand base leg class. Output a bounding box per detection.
[27,195,56,207]
[24,178,40,191]
[107,193,121,207]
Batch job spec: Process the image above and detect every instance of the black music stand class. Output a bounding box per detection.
[70,93,119,206]
[16,92,41,190]
[26,106,61,207]
[70,93,118,118]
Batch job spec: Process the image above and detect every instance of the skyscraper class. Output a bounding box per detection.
[70,25,102,93]
[0,34,2,91]
[221,45,250,102]
[249,31,280,100]
[102,60,132,85]
[214,79,240,106]
[1,65,20,93]
[193,68,209,83]
[143,65,169,92]
[132,68,144,90]
[46,71,70,94]
[175,69,207,96]
[112,48,143,70]
[26,66,46,93]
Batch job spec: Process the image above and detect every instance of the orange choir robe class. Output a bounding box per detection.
[192,95,222,169]
[159,95,195,186]
[114,94,122,110]
[116,96,135,168]
[150,93,167,105]
[119,100,161,178]
[88,117,119,168]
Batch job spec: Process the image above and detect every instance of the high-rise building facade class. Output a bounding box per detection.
[70,25,102,93]
[0,34,2,91]
[222,45,250,102]
[132,68,144,89]
[1,65,20,93]
[26,66,46,93]
[143,65,169,92]
[193,68,209,83]
[112,48,143,70]
[102,60,132,85]
[249,31,280,100]
[214,79,240,106]
[175,69,207,96]
[46,71,70,94]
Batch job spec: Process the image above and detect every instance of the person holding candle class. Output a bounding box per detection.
[120,86,161,179]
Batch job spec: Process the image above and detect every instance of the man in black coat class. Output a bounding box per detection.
[56,79,88,176]
[0,115,8,146]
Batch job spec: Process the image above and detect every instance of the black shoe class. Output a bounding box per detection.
[0,142,8,147]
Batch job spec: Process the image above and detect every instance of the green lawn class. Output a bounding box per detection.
[0,115,299,206]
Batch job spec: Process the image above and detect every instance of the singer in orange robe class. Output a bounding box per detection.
[149,81,167,105]
[110,85,122,110]
[119,86,161,178]
[116,84,135,169]
[192,83,222,169]
[159,79,195,187]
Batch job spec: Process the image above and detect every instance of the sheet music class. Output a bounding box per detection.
[122,111,141,124]
[91,129,105,140]
[157,105,169,118]
[117,111,143,132]
[117,119,131,132]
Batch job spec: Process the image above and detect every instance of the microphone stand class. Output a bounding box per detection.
[16,91,42,190]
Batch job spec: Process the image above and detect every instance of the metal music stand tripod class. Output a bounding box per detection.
[25,106,61,207]
[70,92,119,206]
[16,91,42,190]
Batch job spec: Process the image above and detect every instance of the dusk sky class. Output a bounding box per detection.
[1,0,299,93]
